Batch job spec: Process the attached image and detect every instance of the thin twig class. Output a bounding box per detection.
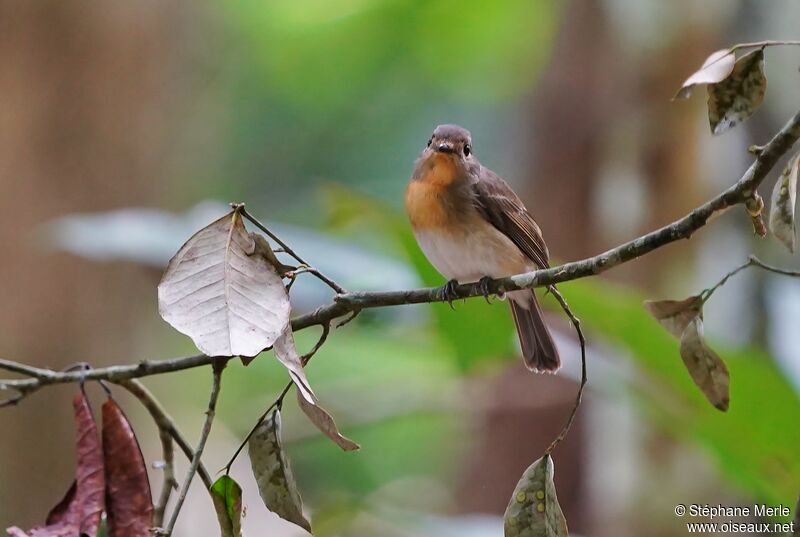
[160,360,226,536]
[222,323,331,474]
[114,379,214,521]
[240,206,347,294]
[731,39,800,52]
[543,286,587,455]
[702,255,800,302]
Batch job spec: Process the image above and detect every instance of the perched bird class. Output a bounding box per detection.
[405,124,559,372]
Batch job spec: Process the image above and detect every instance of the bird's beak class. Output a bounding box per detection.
[435,142,455,154]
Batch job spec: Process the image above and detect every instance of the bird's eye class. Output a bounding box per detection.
[427,138,432,148]
[463,144,471,156]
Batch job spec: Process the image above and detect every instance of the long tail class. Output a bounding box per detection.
[509,290,560,373]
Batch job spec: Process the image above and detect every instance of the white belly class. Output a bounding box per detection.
[413,223,532,283]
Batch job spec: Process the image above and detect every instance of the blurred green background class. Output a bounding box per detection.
[1,1,799,536]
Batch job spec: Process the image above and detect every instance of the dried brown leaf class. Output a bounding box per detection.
[248,410,311,533]
[679,316,731,411]
[643,295,703,339]
[158,210,291,358]
[273,326,316,405]
[6,391,105,537]
[503,454,568,537]
[296,391,360,452]
[102,397,154,537]
[674,49,735,100]
[707,49,767,135]
[769,152,800,252]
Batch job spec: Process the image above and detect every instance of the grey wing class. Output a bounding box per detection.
[471,168,550,269]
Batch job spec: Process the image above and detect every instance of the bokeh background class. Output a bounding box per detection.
[1,1,799,535]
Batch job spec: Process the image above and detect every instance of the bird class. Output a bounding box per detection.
[405,124,560,372]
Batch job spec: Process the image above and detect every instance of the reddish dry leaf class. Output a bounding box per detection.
[102,397,154,537]
[6,391,105,537]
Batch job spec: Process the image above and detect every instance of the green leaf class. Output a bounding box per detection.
[211,476,243,537]
[504,454,568,537]
[707,49,767,135]
[249,409,312,533]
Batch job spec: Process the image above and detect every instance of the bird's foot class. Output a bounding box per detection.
[478,276,493,304]
[439,279,460,309]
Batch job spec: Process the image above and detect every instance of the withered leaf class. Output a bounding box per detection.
[102,397,153,537]
[248,410,311,533]
[674,49,735,100]
[769,152,800,252]
[707,49,767,135]
[158,209,290,358]
[273,326,316,405]
[211,476,243,537]
[503,454,568,537]
[644,296,730,411]
[6,391,105,537]
[296,391,360,452]
[643,295,703,338]
[679,316,731,411]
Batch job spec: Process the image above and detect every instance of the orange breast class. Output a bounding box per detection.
[405,156,461,230]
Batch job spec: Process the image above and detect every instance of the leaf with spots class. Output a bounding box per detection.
[158,208,291,358]
[211,476,243,537]
[769,152,800,252]
[248,410,311,533]
[503,454,567,537]
[674,48,736,100]
[707,48,767,135]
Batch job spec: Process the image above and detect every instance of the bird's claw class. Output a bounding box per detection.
[478,276,493,304]
[439,279,460,309]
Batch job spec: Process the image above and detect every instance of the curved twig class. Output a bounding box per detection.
[114,379,214,523]
[543,286,587,455]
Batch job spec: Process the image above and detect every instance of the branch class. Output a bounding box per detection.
[114,379,214,524]
[159,360,226,536]
[2,107,800,401]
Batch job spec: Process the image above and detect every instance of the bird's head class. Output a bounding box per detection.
[413,124,475,181]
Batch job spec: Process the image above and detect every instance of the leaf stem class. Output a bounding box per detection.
[240,207,347,294]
